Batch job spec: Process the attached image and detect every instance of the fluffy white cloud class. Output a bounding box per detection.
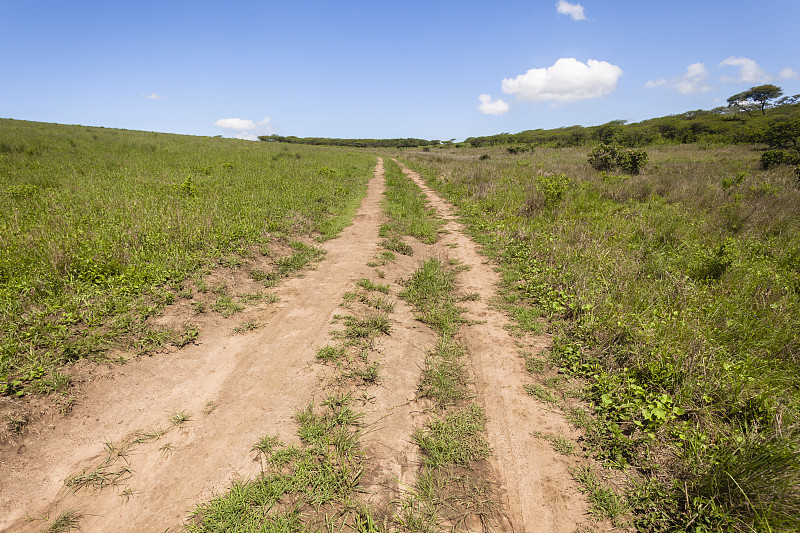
[501,58,622,103]
[719,56,770,83]
[477,94,510,115]
[556,0,586,20]
[779,68,799,80]
[214,117,257,130]
[214,116,273,140]
[645,63,712,95]
[235,132,259,141]
[143,93,163,100]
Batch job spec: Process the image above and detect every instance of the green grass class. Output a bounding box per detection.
[404,144,800,531]
[400,258,463,337]
[186,395,370,532]
[380,158,441,245]
[39,508,84,533]
[0,118,374,396]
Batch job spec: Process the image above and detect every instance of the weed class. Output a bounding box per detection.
[170,410,190,426]
[316,345,345,361]
[524,383,559,404]
[39,508,83,533]
[211,295,243,317]
[414,404,491,468]
[571,464,628,523]
[233,321,259,334]
[531,431,576,456]
[357,278,390,294]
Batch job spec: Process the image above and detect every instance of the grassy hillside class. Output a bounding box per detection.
[403,144,800,531]
[0,119,374,396]
[462,102,800,149]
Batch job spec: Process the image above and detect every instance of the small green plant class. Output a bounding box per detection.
[233,321,258,334]
[173,175,197,197]
[357,278,389,294]
[39,508,84,533]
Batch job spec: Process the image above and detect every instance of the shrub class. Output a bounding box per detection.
[617,148,649,174]
[587,143,619,171]
[761,149,800,170]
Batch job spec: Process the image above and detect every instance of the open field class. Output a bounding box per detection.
[403,143,800,531]
[2,118,799,532]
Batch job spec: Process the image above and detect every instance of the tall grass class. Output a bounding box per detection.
[0,119,374,395]
[404,144,800,531]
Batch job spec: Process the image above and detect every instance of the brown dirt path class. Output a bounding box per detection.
[396,160,589,532]
[0,160,394,532]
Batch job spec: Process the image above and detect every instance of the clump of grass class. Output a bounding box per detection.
[233,321,259,334]
[39,508,83,533]
[531,430,577,456]
[418,338,469,408]
[414,404,491,469]
[571,464,628,523]
[356,278,389,294]
[316,345,344,361]
[381,158,442,245]
[170,410,191,426]
[400,258,463,336]
[211,295,244,317]
[524,383,559,404]
[187,395,366,531]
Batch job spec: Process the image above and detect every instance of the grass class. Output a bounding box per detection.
[380,158,441,245]
[38,508,83,533]
[186,395,370,532]
[398,254,501,530]
[0,118,374,396]
[404,143,800,531]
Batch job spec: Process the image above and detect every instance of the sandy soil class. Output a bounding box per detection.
[0,158,591,532]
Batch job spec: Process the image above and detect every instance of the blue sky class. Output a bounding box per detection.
[2,0,798,141]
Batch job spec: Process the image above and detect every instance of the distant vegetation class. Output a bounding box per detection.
[463,86,800,151]
[404,140,800,531]
[0,119,374,396]
[259,134,440,148]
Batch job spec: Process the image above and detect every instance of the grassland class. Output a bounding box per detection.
[0,118,375,397]
[403,144,800,531]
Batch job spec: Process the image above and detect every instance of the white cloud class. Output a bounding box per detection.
[779,67,799,80]
[214,116,273,140]
[719,56,770,83]
[214,118,257,130]
[501,58,622,103]
[645,63,712,95]
[235,132,259,141]
[478,94,510,115]
[143,93,163,100]
[556,0,586,20]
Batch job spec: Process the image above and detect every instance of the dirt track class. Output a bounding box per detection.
[0,158,589,532]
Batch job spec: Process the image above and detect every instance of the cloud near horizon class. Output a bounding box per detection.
[477,94,510,115]
[214,117,273,140]
[719,57,770,84]
[501,58,622,103]
[556,0,586,20]
[645,62,712,95]
[143,93,163,100]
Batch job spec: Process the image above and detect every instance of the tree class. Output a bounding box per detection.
[764,118,800,149]
[747,84,784,114]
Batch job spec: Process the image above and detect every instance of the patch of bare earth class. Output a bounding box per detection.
[396,160,590,532]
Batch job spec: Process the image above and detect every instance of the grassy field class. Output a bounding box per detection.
[403,144,800,531]
[0,119,375,396]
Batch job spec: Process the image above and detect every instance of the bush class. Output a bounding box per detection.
[761,149,800,170]
[617,148,649,175]
[588,144,649,174]
[587,143,619,171]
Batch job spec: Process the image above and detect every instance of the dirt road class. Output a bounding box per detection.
[0,158,589,532]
